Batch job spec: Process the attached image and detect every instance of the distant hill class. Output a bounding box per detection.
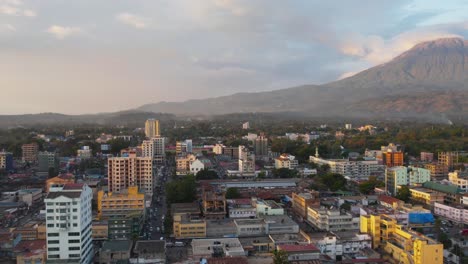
[138,38,468,121]
[0,111,175,128]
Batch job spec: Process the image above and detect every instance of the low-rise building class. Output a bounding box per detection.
[310,155,381,180]
[433,202,468,224]
[409,187,445,205]
[424,163,448,181]
[173,214,206,239]
[360,214,443,264]
[192,238,246,259]
[77,146,92,159]
[99,240,132,264]
[131,240,166,264]
[307,207,359,232]
[227,199,256,219]
[277,244,320,262]
[291,191,320,219]
[176,154,197,175]
[275,154,298,170]
[13,239,46,264]
[422,181,462,205]
[0,151,13,171]
[448,170,468,193]
[202,189,226,220]
[253,198,284,216]
[46,173,75,193]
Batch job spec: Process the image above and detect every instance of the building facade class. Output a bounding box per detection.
[0,151,13,171]
[45,184,93,263]
[239,145,255,174]
[381,143,404,167]
[275,154,298,170]
[307,207,359,232]
[433,202,468,224]
[22,143,39,163]
[97,186,145,219]
[144,119,160,138]
[107,152,154,195]
[38,151,59,172]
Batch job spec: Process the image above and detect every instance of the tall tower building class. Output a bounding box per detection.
[145,119,160,138]
[142,137,166,165]
[22,143,39,163]
[239,145,255,173]
[45,183,93,263]
[108,152,154,194]
[254,133,268,157]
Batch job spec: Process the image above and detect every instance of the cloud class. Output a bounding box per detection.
[0,24,15,32]
[116,13,149,29]
[46,25,82,39]
[0,0,36,17]
[338,71,358,80]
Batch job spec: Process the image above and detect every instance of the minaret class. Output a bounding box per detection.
[315,147,319,158]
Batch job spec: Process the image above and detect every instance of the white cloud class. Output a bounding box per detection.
[0,0,36,17]
[116,13,149,29]
[338,71,358,80]
[46,25,82,39]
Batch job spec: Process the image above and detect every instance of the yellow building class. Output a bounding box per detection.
[97,186,145,219]
[361,214,443,264]
[291,191,319,218]
[173,214,206,239]
[36,224,46,240]
[145,119,160,138]
[409,187,445,205]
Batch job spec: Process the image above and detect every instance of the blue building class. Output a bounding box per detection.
[0,152,13,171]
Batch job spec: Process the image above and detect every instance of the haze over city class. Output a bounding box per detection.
[1,0,468,114]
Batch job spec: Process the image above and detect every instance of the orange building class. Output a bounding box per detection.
[381,143,404,167]
[45,173,75,192]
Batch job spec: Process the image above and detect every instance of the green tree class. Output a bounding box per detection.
[226,187,241,199]
[257,171,267,179]
[165,176,197,204]
[340,202,351,211]
[438,232,452,249]
[272,168,299,178]
[195,169,218,180]
[320,173,347,191]
[273,249,289,264]
[108,138,131,155]
[396,186,411,202]
[359,176,385,194]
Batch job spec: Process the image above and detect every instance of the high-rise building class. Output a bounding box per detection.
[0,151,13,171]
[145,119,160,138]
[424,163,448,181]
[22,143,39,163]
[438,151,458,170]
[97,186,145,220]
[108,152,154,195]
[254,133,268,157]
[381,143,404,167]
[238,145,255,174]
[141,137,165,165]
[38,151,59,172]
[45,183,93,263]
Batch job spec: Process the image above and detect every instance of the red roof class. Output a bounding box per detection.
[14,240,46,257]
[58,173,75,180]
[62,183,84,190]
[207,257,248,264]
[378,195,402,205]
[278,244,319,253]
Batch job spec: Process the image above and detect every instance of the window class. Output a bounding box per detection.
[48,255,59,259]
[68,232,80,236]
[69,247,80,251]
[48,247,59,251]
[69,254,80,258]
[47,240,59,244]
[47,233,59,237]
[69,239,80,243]
[73,209,78,212]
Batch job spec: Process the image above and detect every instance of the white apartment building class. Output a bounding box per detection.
[77,146,92,159]
[306,207,360,232]
[141,137,165,165]
[313,232,371,260]
[448,171,468,193]
[309,156,381,180]
[45,183,93,263]
[253,198,284,216]
[239,145,255,174]
[434,202,468,224]
[212,144,225,155]
[108,153,154,195]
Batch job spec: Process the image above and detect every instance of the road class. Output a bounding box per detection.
[141,163,172,240]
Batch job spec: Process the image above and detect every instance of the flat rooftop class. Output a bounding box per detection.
[192,238,245,257]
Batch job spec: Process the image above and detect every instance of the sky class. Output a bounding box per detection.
[1,0,467,114]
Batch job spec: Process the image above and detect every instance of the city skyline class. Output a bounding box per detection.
[1,0,468,114]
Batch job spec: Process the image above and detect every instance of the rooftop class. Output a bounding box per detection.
[46,191,82,199]
[277,244,320,253]
[13,239,46,257]
[134,240,165,254]
[378,195,403,205]
[62,183,84,190]
[101,240,132,252]
[422,181,461,194]
[192,238,245,256]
